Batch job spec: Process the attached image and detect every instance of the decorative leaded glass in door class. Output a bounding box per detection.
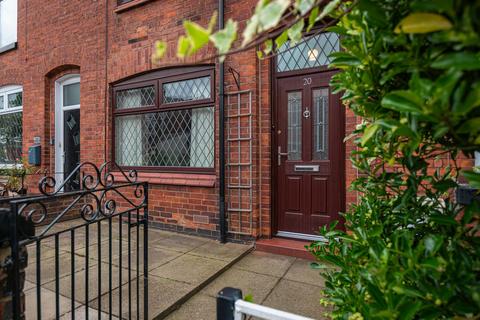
[313,88,329,160]
[287,91,302,161]
[276,32,340,72]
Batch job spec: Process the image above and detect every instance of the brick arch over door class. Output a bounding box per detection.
[44,65,81,175]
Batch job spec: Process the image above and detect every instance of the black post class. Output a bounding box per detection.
[217,287,243,320]
[9,203,20,320]
[218,0,227,243]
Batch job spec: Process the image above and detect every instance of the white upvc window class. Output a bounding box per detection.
[0,0,18,49]
[0,85,23,167]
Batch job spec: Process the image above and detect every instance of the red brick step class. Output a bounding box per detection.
[255,237,315,261]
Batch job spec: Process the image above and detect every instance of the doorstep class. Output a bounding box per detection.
[255,237,315,261]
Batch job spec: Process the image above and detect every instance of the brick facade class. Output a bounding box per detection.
[0,0,473,241]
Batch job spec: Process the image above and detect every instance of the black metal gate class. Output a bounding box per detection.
[6,162,148,319]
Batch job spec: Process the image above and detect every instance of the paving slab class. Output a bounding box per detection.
[150,234,208,253]
[189,241,254,262]
[113,245,182,272]
[27,244,65,261]
[203,268,279,302]
[91,275,193,320]
[43,262,133,304]
[260,279,326,319]
[60,306,118,320]
[233,250,295,277]
[284,258,325,287]
[150,254,227,285]
[25,287,79,320]
[164,293,216,320]
[25,252,97,285]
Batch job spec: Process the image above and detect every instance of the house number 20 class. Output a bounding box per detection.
[303,77,312,86]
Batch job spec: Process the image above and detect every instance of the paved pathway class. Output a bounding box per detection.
[165,250,329,320]
[24,220,252,319]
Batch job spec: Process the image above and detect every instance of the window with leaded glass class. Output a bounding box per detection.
[276,32,340,73]
[113,68,214,171]
[0,86,22,166]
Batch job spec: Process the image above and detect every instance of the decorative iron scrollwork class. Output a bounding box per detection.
[16,161,146,239]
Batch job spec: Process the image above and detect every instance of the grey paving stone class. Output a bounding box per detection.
[189,241,252,262]
[164,293,216,320]
[25,287,79,320]
[260,279,327,319]
[283,258,325,287]
[113,245,182,271]
[91,275,193,320]
[203,268,279,303]
[233,251,295,277]
[150,234,208,253]
[27,243,65,262]
[43,262,132,304]
[150,254,227,285]
[25,252,97,285]
[60,306,118,320]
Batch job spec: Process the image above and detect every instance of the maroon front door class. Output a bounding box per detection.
[275,70,344,236]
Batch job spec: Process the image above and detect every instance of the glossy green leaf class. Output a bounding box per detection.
[381,91,423,113]
[288,20,305,46]
[154,40,167,59]
[319,0,341,20]
[258,0,290,30]
[183,21,210,54]
[295,0,315,15]
[210,19,238,56]
[361,124,379,146]
[394,13,453,34]
[177,36,190,58]
[431,52,480,70]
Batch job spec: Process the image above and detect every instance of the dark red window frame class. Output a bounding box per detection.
[112,67,216,174]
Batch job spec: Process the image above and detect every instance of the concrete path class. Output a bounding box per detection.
[24,220,252,319]
[165,250,329,320]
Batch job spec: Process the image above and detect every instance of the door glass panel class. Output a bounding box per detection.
[287,91,302,160]
[63,82,80,107]
[313,88,329,160]
[64,109,80,191]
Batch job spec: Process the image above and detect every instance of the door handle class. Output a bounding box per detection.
[278,146,288,166]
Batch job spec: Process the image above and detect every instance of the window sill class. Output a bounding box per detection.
[0,42,17,55]
[112,171,216,187]
[114,0,155,13]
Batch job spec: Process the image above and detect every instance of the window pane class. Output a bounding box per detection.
[313,88,329,160]
[116,86,155,110]
[0,96,4,110]
[0,111,22,164]
[287,91,302,161]
[7,91,22,108]
[163,76,211,104]
[63,82,80,107]
[276,32,340,72]
[115,107,214,168]
[0,0,17,47]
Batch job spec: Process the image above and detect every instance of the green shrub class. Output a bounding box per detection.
[307,0,480,318]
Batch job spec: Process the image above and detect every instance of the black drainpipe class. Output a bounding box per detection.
[218,0,227,243]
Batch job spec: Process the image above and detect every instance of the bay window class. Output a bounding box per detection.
[113,67,215,172]
[0,85,22,166]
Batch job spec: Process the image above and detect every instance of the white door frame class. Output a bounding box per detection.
[55,74,80,187]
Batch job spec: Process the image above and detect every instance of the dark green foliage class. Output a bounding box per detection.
[308,0,480,318]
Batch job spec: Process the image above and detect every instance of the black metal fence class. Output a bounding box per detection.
[4,161,148,319]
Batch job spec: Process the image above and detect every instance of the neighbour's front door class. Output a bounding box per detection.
[55,75,81,191]
[275,70,344,238]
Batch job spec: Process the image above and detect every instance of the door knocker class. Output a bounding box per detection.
[303,107,311,119]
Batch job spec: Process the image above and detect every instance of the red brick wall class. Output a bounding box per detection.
[1,0,473,240]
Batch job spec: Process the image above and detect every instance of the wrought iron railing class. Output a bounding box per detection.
[3,161,149,319]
